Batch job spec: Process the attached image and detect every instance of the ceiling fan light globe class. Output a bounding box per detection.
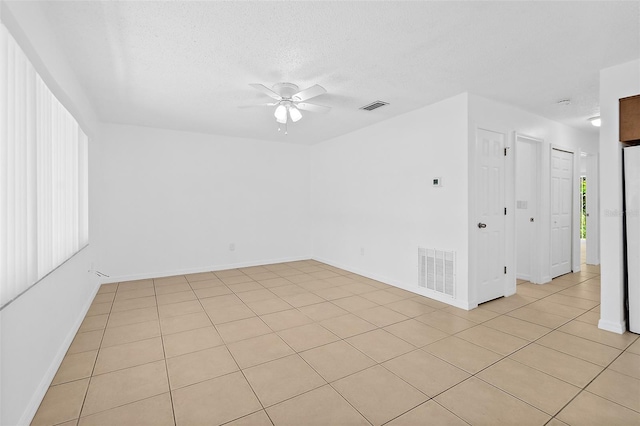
[289,106,302,122]
[274,104,287,122]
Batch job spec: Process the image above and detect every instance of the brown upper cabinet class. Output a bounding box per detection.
[620,94,640,143]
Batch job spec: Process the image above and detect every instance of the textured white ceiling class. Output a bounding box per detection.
[28,1,640,144]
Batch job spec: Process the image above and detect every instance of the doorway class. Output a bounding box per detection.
[551,148,573,278]
[515,135,541,282]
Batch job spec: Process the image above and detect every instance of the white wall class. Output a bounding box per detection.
[1,2,101,425]
[0,249,98,426]
[95,124,311,281]
[310,92,598,310]
[599,59,640,334]
[467,94,598,303]
[311,93,471,308]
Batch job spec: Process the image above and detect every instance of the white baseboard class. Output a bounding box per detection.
[598,318,626,334]
[19,282,101,426]
[100,255,313,284]
[312,256,472,310]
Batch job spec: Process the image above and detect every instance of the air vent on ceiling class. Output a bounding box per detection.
[359,101,389,111]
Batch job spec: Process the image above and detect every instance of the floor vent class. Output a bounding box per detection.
[359,101,389,111]
[418,248,455,297]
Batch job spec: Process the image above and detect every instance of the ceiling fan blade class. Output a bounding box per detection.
[292,84,326,102]
[238,103,278,109]
[249,84,282,100]
[296,102,331,113]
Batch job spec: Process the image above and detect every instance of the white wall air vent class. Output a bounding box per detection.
[359,101,389,111]
[418,247,455,297]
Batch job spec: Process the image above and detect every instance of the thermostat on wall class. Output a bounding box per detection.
[432,177,442,187]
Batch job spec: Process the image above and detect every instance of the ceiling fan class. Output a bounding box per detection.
[244,82,331,131]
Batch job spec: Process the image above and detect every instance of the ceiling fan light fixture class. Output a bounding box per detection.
[249,83,330,132]
[289,106,302,122]
[274,104,287,123]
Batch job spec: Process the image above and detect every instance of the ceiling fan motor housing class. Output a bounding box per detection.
[272,82,299,99]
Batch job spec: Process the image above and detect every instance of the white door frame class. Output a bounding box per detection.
[550,145,580,276]
[584,152,600,265]
[514,133,543,283]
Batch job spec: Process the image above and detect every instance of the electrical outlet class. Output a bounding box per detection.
[229,243,235,251]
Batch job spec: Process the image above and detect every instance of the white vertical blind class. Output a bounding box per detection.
[1,23,89,308]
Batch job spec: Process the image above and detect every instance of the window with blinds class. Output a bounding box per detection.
[0,23,89,309]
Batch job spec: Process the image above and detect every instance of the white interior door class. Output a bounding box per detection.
[476,129,506,304]
[551,148,573,278]
[515,136,538,281]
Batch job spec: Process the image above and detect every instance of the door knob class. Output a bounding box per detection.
[477,223,487,229]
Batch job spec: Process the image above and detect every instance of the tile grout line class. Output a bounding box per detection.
[152,276,178,426]
[380,399,471,426]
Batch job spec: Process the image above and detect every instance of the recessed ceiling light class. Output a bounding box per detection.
[588,116,601,127]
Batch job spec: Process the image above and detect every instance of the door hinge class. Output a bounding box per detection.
[504,148,507,156]
[504,207,507,215]
[504,266,507,274]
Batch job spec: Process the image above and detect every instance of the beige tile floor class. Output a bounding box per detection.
[32,259,640,426]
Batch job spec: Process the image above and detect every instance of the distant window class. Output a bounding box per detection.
[1,23,89,309]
